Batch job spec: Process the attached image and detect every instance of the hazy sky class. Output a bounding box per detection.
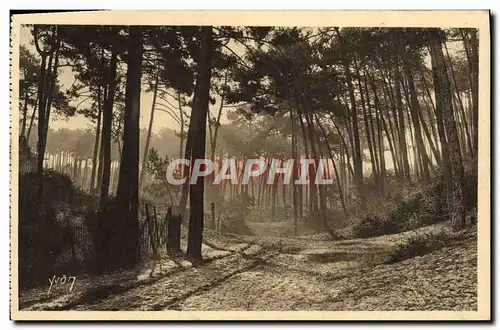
[20,25,234,135]
[20,26,459,135]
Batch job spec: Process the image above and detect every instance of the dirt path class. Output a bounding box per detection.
[19,223,477,311]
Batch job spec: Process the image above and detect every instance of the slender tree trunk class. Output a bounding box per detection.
[420,67,442,160]
[36,52,48,176]
[296,111,313,212]
[315,114,348,217]
[304,112,325,226]
[210,71,227,157]
[379,68,402,177]
[364,73,381,187]
[21,90,29,137]
[26,103,37,141]
[329,112,355,180]
[404,67,431,180]
[140,74,159,191]
[469,29,479,158]
[355,64,378,190]
[460,29,479,158]
[178,109,195,215]
[304,112,321,215]
[99,50,117,207]
[366,72,388,193]
[290,110,299,235]
[444,40,473,156]
[335,28,363,199]
[90,89,102,194]
[429,28,467,230]
[392,31,411,184]
[42,42,61,148]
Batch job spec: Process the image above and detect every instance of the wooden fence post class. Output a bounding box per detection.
[166,206,181,255]
[210,202,215,230]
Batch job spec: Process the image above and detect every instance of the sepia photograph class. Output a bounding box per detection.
[9,10,490,320]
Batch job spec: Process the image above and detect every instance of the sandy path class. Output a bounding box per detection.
[19,223,476,311]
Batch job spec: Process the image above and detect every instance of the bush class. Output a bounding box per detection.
[85,198,142,273]
[384,229,463,264]
[351,212,400,238]
[217,194,254,235]
[18,171,80,289]
[349,168,478,239]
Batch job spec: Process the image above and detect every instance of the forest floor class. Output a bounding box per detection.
[18,222,477,311]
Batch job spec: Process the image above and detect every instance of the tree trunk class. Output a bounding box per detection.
[315,114,348,217]
[140,74,159,191]
[335,28,364,199]
[290,109,299,235]
[392,30,411,184]
[186,26,213,260]
[444,40,473,156]
[404,67,431,181]
[429,28,467,230]
[99,50,117,207]
[26,103,37,141]
[36,53,48,176]
[90,88,102,194]
[115,26,143,267]
[469,29,479,158]
[42,41,61,149]
[355,63,378,190]
[21,89,29,137]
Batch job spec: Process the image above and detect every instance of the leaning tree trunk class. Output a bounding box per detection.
[186,26,213,260]
[405,67,431,181]
[392,30,411,184]
[335,28,364,199]
[315,114,348,217]
[90,92,102,194]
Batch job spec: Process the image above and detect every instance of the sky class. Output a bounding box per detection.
[20,25,235,135]
[19,25,469,175]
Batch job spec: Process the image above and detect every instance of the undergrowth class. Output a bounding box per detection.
[383,227,473,264]
[346,165,477,239]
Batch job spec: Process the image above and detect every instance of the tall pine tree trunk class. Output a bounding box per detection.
[99,50,117,207]
[186,26,213,260]
[115,26,143,267]
[429,28,467,230]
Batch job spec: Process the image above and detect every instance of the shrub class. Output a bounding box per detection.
[18,171,80,289]
[351,212,398,238]
[217,194,254,235]
[348,167,478,239]
[85,198,142,273]
[384,229,463,264]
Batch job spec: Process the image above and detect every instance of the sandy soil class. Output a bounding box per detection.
[19,223,477,311]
